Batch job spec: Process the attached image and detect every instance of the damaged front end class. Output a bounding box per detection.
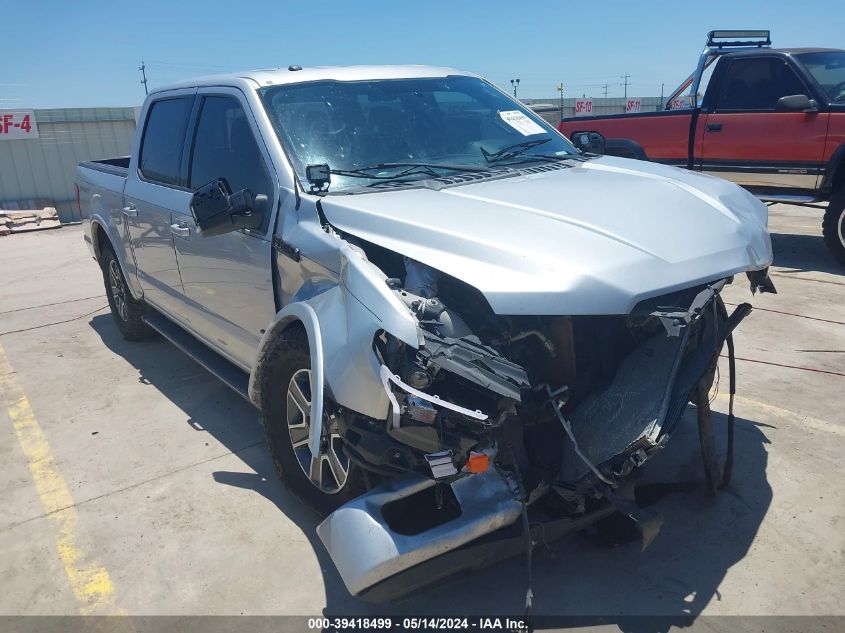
[318,257,759,600]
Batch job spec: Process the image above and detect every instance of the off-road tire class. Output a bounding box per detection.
[100,244,154,341]
[822,191,845,266]
[261,326,365,516]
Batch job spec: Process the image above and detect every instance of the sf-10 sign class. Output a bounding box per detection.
[574,99,593,116]
[0,110,39,140]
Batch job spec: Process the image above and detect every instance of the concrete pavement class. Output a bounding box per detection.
[0,205,843,619]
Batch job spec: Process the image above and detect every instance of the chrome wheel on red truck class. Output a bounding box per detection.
[822,192,845,266]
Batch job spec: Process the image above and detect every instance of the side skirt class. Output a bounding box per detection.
[142,312,252,403]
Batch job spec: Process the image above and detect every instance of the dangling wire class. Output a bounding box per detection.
[721,333,737,488]
[709,364,720,404]
[504,442,535,627]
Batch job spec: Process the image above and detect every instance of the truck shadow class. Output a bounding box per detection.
[770,231,843,276]
[90,314,772,630]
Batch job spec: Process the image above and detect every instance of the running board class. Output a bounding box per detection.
[142,312,252,404]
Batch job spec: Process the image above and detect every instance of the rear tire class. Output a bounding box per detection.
[100,245,153,341]
[261,326,365,516]
[822,192,845,266]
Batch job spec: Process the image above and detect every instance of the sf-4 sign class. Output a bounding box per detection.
[0,110,39,140]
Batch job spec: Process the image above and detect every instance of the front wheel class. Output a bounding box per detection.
[261,327,365,515]
[822,192,845,266]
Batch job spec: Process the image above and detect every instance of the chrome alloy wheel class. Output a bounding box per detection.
[108,259,128,322]
[838,207,845,250]
[286,368,349,493]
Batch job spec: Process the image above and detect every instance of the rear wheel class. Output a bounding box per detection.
[822,192,845,266]
[262,326,365,515]
[100,245,153,341]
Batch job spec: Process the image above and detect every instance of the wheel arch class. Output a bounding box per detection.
[249,303,326,417]
[250,288,395,430]
[90,216,144,300]
[91,218,110,262]
[822,143,845,194]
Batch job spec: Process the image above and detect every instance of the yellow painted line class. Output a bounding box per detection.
[0,343,125,615]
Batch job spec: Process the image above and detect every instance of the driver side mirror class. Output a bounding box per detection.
[571,131,605,155]
[776,94,818,113]
[189,178,268,238]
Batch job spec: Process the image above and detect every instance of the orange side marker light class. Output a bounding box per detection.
[466,451,489,474]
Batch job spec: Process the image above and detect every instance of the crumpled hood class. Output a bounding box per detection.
[319,155,772,315]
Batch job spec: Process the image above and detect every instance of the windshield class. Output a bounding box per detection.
[797,51,845,103]
[259,75,577,192]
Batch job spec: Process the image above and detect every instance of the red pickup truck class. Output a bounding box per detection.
[559,31,845,265]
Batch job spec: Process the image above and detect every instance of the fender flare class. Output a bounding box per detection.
[249,302,325,458]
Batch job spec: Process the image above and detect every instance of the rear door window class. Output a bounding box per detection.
[139,97,193,186]
[716,58,808,111]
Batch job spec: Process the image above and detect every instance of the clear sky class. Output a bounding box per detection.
[2,0,842,109]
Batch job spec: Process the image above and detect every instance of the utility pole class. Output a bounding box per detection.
[510,78,520,99]
[556,82,564,121]
[621,73,630,101]
[602,83,608,98]
[660,83,664,110]
[139,61,148,95]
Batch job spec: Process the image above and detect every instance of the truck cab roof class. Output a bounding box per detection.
[722,47,844,58]
[150,65,474,95]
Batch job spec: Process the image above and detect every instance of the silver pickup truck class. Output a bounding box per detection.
[77,65,774,600]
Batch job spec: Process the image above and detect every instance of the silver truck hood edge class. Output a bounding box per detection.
[319,155,772,315]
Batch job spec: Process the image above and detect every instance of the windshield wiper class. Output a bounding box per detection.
[331,162,489,180]
[489,153,574,166]
[480,138,552,163]
[305,161,492,193]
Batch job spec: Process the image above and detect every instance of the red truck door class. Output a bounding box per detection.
[699,55,829,191]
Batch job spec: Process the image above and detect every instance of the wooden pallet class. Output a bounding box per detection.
[0,207,62,236]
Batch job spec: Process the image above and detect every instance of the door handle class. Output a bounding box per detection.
[170,223,191,239]
[706,123,723,132]
[122,204,138,217]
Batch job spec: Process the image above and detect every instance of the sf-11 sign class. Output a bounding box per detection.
[0,110,39,140]
[625,99,642,113]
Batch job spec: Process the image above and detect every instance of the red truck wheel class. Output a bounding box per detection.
[822,192,845,266]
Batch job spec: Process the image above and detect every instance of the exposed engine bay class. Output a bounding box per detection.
[340,242,734,499]
[318,232,761,600]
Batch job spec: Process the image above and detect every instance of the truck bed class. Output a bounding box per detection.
[76,157,130,259]
[79,156,130,177]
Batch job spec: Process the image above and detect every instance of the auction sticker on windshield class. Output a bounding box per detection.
[499,110,545,136]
